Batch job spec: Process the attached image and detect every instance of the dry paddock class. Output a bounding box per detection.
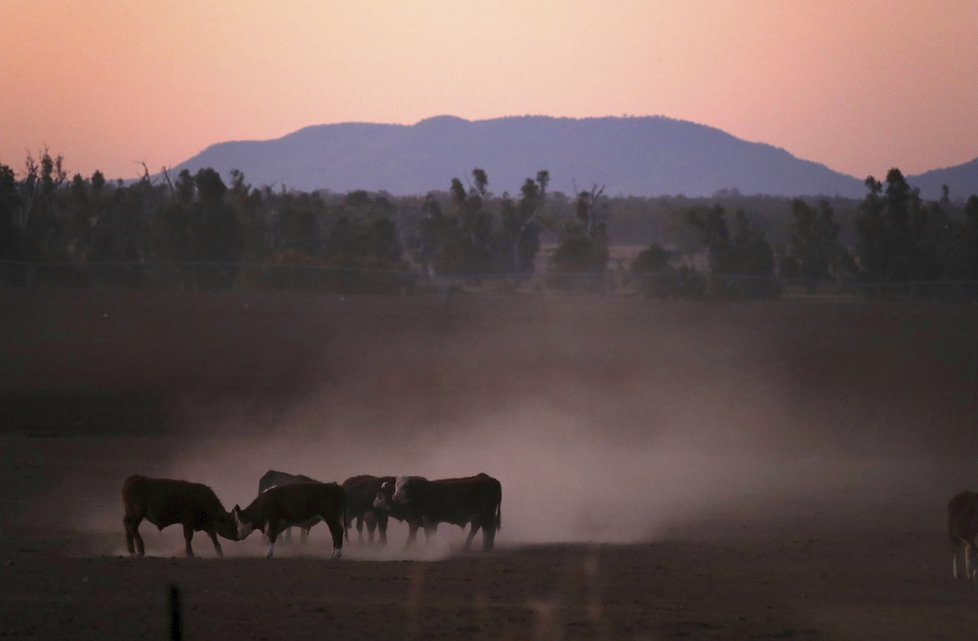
[2,289,978,640]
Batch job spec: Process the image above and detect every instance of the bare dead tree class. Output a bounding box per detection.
[136,161,152,183]
[577,184,605,237]
[161,167,175,195]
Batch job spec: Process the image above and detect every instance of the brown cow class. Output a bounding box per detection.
[258,469,323,542]
[373,473,502,552]
[342,475,397,545]
[122,475,238,558]
[233,482,346,559]
[948,490,978,580]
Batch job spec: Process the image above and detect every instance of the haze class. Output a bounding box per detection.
[2,0,978,182]
[44,295,966,557]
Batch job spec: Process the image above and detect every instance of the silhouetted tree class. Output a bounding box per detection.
[0,163,21,263]
[505,170,548,276]
[417,169,503,279]
[630,243,705,299]
[227,170,269,262]
[688,204,779,299]
[779,199,843,293]
[549,186,609,291]
[855,168,961,296]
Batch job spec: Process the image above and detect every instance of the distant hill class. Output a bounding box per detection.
[908,158,978,202]
[168,115,871,198]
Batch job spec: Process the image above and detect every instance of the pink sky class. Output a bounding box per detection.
[2,0,977,182]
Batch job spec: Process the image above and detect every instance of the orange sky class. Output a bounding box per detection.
[2,0,977,182]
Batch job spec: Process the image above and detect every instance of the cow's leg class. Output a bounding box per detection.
[206,528,224,558]
[378,512,389,546]
[365,511,378,544]
[960,541,973,580]
[182,524,195,558]
[966,543,973,581]
[406,521,419,547]
[324,515,344,559]
[123,517,134,555]
[422,520,437,544]
[952,537,961,579]
[265,524,279,559]
[964,542,978,581]
[124,515,144,556]
[483,520,496,552]
[464,520,481,551]
[355,514,365,543]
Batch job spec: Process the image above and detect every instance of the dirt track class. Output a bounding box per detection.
[3,290,978,640]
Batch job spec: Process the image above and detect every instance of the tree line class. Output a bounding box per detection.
[1,152,977,299]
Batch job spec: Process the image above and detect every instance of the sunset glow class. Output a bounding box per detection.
[2,0,977,181]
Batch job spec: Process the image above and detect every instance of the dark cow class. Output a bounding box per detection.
[342,475,396,545]
[373,473,502,552]
[233,482,346,559]
[372,475,427,545]
[122,475,238,558]
[949,490,978,580]
[258,470,322,541]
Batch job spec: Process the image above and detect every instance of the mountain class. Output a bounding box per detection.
[908,158,978,201]
[169,115,867,198]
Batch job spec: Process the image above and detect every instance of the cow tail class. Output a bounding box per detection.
[496,496,502,531]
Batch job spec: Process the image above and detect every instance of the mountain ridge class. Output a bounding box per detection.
[166,115,975,199]
[906,157,978,201]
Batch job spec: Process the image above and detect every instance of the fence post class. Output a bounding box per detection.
[168,584,182,641]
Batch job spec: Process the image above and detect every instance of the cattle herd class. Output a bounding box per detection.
[122,471,502,559]
[125,473,978,574]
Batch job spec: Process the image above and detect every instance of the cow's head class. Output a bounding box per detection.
[372,480,395,511]
[232,505,257,540]
[215,509,240,541]
[391,476,412,504]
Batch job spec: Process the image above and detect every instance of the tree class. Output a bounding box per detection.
[63,173,93,263]
[575,185,605,237]
[87,171,163,287]
[415,169,498,279]
[687,205,779,299]
[0,163,21,263]
[155,167,241,290]
[275,194,321,255]
[504,170,548,276]
[227,170,269,262]
[630,243,704,299]
[855,168,958,296]
[963,197,978,286]
[549,185,610,291]
[779,199,843,293]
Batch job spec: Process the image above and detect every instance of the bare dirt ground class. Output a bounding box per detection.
[2,289,978,640]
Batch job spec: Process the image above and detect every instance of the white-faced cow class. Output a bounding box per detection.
[948,490,978,580]
[342,475,397,545]
[233,482,346,559]
[372,475,427,545]
[373,473,502,552]
[122,474,238,558]
[258,469,322,542]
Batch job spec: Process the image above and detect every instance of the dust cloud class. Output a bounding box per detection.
[148,298,939,550]
[37,295,975,554]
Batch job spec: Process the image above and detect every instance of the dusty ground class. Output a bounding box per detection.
[2,289,978,640]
